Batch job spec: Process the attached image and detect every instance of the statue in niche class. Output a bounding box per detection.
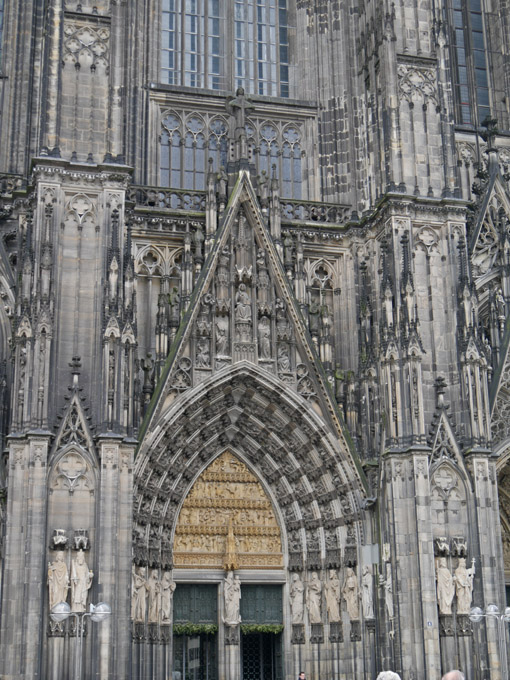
[131,565,148,622]
[453,557,475,614]
[324,569,341,623]
[306,571,322,624]
[258,316,271,359]
[217,166,228,199]
[108,257,118,300]
[382,562,394,618]
[290,573,305,624]
[436,557,454,615]
[48,551,69,610]
[224,516,239,571]
[223,570,241,625]
[361,565,375,619]
[160,572,176,623]
[71,549,93,612]
[196,339,210,368]
[215,316,229,355]
[277,344,291,373]
[342,567,359,621]
[235,283,251,321]
[147,569,161,623]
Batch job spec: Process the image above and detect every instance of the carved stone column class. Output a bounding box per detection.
[0,435,50,680]
[95,436,135,680]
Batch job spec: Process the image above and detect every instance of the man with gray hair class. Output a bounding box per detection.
[442,671,465,680]
[376,673,401,680]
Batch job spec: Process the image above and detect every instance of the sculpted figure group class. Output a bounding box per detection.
[131,566,176,624]
[48,549,93,613]
[290,566,375,625]
[436,557,475,615]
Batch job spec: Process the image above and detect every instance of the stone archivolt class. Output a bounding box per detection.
[173,451,283,569]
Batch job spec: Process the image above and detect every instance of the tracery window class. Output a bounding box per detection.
[160,112,228,190]
[450,0,490,125]
[160,112,303,199]
[161,0,290,97]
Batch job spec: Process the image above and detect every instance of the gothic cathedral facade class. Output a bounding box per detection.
[0,1,510,679]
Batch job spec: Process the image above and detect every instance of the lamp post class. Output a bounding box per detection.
[50,601,112,680]
[469,604,510,680]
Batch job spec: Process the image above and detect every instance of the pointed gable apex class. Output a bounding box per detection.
[138,171,365,486]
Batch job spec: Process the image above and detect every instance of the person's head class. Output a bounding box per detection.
[298,672,305,680]
[442,671,465,680]
[376,672,401,680]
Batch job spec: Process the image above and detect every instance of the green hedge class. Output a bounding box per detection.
[240,624,284,635]
[173,623,218,636]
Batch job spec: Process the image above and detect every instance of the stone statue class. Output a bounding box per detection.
[160,572,176,623]
[436,557,455,615]
[342,567,359,621]
[258,316,271,359]
[224,570,241,625]
[361,565,375,619]
[147,569,160,623]
[48,551,69,610]
[290,573,304,624]
[70,549,93,612]
[306,571,322,624]
[215,316,229,355]
[324,569,341,623]
[224,516,239,571]
[453,557,475,614]
[277,343,290,372]
[383,563,394,619]
[196,339,210,368]
[131,565,148,623]
[235,283,251,321]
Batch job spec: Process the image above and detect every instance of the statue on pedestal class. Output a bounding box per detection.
[70,549,93,612]
[147,569,161,623]
[48,551,69,610]
[306,572,322,624]
[324,569,341,623]
[160,572,176,623]
[453,557,475,614]
[361,565,375,619]
[131,566,148,623]
[436,557,454,615]
[342,567,359,621]
[224,570,241,625]
[290,573,304,624]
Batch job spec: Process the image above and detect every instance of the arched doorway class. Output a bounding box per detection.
[172,451,284,680]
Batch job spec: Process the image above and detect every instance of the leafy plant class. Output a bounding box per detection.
[240,624,283,635]
[173,623,218,636]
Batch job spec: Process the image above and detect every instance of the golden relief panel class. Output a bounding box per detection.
[173,451,283,569]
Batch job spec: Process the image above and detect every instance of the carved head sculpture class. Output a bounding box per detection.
[329,569,337,580]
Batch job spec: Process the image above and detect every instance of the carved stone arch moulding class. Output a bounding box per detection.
[496,443,510,579]
[133,366,365,570]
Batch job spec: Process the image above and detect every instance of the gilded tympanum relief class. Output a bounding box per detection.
[173,451,283,569]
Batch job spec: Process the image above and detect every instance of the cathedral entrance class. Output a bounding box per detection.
[241,632,283,680]
[240,585,283,680]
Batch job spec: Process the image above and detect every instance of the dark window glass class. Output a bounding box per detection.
[451,1,490,125]
[162,0,289,97]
